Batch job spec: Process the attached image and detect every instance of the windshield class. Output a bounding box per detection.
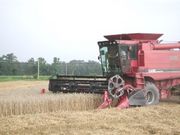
[99,45,121,76]
[99,43,138,76]
[99,46,108,74]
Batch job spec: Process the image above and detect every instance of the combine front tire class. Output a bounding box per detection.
[145,82,160,105]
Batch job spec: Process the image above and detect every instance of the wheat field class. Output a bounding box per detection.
[0,81,102,116]
[0,94,102,116]
[0,81,179,135]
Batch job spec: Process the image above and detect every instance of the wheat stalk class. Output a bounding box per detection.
[0,92,102,117]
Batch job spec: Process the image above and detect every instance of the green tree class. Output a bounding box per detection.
[38,57,48,75]
[51,57,61,75]
[0,53,19,75]
[4,53,18,62]
[26,58,37,75]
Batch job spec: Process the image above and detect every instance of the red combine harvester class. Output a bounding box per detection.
[49,33,180,109]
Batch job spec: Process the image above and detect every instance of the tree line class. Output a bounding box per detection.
[0,53,102,76]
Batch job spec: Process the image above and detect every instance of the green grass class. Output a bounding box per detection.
[0,76,50,82]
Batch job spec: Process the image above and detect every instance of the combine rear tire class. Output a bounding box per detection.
[145,82,159,105]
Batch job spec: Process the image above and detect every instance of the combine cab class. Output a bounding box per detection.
[49,33,180,109]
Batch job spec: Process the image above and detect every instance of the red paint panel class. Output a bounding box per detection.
[153,43,180,50]
[143,72,180,81]
[143,50,180,69]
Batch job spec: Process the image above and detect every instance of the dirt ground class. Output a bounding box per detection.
[0,81,179,135]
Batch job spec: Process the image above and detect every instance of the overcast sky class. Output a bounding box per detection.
[0,0,180,63]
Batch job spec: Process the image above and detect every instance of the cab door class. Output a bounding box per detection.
[119,45,138,74]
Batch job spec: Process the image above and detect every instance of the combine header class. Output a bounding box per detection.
[49,33,180,109]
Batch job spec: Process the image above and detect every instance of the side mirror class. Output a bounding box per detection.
[98,56,101,61]
[159,40,163,43]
